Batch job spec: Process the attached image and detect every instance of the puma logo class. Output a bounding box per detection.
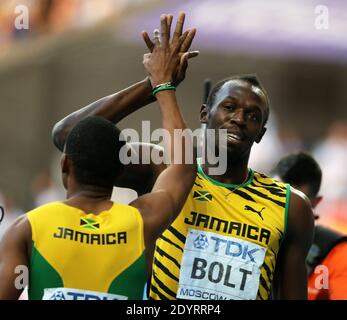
[244,205,265,220]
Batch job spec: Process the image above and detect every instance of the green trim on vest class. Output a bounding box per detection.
[29,241,64,300]
[108,251,147,299]
[197,159,254,189]
[282,184,291,245]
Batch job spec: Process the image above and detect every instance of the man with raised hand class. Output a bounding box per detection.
[0,14,195,300]
[51,12,314,300]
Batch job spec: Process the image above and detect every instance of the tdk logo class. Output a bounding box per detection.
[64,292,118,300]
[43,288,128,300]
[47,290,120,300]
[210,236,259,262]
[49,291,65,300]
[194,233,209,249]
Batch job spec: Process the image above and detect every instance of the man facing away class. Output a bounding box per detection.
[50,12,314,300]
[273,152,347,300]
[0,15,196,300]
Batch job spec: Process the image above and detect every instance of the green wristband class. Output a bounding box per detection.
[152,82,176,96]
[152,86,176,96]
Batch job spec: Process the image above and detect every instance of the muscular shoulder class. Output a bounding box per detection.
[3,214,28,233]
[115,142,166,195]
[289,187,312,212]
[1,214,32,257]
[286,187,314,243]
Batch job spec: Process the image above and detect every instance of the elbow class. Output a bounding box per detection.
[51,121,66,152]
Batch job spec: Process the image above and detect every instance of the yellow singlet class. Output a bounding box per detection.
[27,202,146,300]
[150,163,290,300]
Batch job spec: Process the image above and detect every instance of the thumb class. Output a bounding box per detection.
[180,52,190,65]
[187,51,199,60]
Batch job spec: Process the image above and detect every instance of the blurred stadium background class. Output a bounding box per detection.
[1,0,347,237]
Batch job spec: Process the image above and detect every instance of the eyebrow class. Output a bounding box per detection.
[222,96,263,113]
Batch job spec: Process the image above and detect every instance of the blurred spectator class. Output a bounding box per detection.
[312,121,347,234]
[273,152,347,300]
[314,121,347,201]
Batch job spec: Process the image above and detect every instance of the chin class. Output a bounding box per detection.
[226,143,245,154]
[226,145,250,161]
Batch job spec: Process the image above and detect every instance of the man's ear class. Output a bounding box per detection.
[311,196,323,209]
[200,104,209,124]
[255,127,267,143]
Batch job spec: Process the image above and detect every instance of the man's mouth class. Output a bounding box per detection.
[227,133,245,142]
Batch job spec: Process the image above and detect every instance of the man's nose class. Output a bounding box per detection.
[231,109,246,126]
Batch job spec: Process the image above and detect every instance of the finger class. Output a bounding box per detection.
[153,28,161,46]
[176,51,198,65]
[172,11,185,44]
[175,30,189,52]
[143,52,151,63]
[180,52,190,65]
[160,14,169,46]
[167,14,173,40]
[143,53,151,70]
[143,53,151,59]
[186,50,199,59]
[142,31,154,52]
[180,28,197,53]
[175,54,189,82]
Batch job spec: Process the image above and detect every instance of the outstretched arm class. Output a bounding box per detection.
[130,14,197,249]
[0,216,31,300]
[52,78,155,152]
[52,12,197,152]
[273,188,314,299]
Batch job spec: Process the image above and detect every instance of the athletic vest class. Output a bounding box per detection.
[27,202,146,300]
[150,163,290,300]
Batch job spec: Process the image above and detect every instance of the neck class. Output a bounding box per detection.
[66,184,112,202]
[201,150,250,185]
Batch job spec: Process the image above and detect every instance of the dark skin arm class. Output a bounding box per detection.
[0,15,196,299]
[114,143,166,195]
[273,188,314,299]
[0,215,31,300]
[52,14,197,196]
[52,78,155,152]
[52,13,197,152]
[130,14,197,276]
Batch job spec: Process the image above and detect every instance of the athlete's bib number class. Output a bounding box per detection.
[42,287,128,300]
[177,229,266,300]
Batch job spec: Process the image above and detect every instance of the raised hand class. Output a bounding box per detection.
[142,12,198,86]
[143,14,191,87]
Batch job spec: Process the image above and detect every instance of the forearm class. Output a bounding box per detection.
[52,77,155,151]
[156,90,194,166]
